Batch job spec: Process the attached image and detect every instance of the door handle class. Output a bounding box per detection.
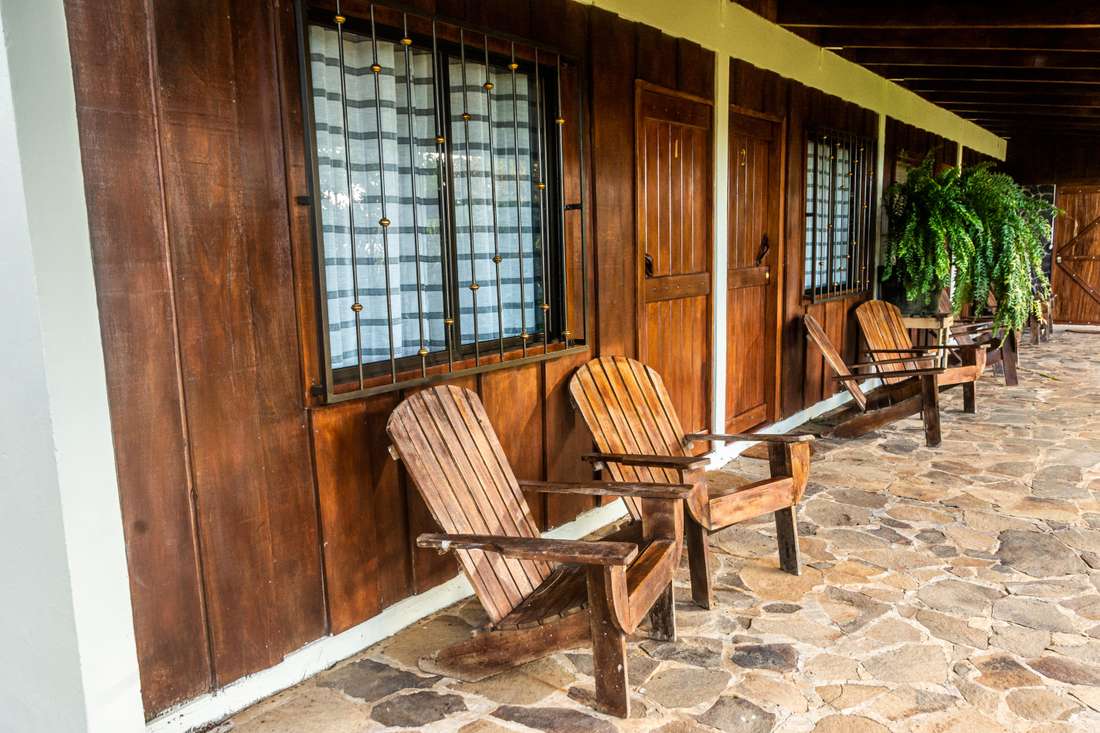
[644,253,655,279]
[754,234,770,266]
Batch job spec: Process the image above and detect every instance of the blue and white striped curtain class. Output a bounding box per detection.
[310,24,542,370]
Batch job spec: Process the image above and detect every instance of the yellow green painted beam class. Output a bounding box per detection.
[581,0,1006,160]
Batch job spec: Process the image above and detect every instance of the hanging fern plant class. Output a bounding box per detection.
[882,153,1058,334]
[958,164,1055,334]
[882,154,979,312]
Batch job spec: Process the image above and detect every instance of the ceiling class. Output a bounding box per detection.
[737,1,1100,141]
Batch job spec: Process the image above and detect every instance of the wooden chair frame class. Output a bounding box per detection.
[951,320,1020,386]
[568,356,813,611]
[804,313,949,447]
[387,385,696,717]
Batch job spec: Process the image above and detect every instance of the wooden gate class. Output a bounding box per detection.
[635,82,713,435]
[725,108,784,432]
[1053,185,1100,325]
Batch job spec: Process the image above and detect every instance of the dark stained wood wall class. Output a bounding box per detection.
[884,117,959,186]
[727,59,877,417]
[65,0,713,717]
[1004,133,1100,185]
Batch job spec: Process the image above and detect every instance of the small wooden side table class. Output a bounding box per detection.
[901,313,955,368]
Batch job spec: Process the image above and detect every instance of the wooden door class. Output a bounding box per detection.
[635,82,713,436]
[1053,185,1100,325]
[726,108,784,432]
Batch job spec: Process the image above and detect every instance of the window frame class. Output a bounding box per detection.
[803,127,877,303]
[297,3,587,402]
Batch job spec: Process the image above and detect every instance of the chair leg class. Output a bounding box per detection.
[585,568,629,718]
[920,374,942,447]
[685,514,713,610]
[1002,332,1019,386]
[647,583,676,642]
[774,506,801,575]
[962,382,976,414]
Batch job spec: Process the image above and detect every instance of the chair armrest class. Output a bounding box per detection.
[582,452,710,471]
[519,480,695,500]
[833,366,944,382]
[683,432,814,445]
[851,357,937,368]
[864,347,938,354]
[417,533,638,566]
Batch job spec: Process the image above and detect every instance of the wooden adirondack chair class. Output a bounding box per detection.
[386,385,696,717]
[567,356,813,611]
[803,313,947,447]
[950,320,1019,386]
[855,300,987,412]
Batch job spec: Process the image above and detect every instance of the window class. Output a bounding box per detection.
[804,129,875,300]
[304,10,581,399]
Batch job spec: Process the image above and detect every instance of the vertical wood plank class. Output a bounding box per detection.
[153,0,325,686]
[590,7,637,356]
[311,395,413,634]
[544,353,598,528]
[64,0,213,714]
[481,364,547,528]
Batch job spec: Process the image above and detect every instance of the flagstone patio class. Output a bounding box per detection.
[222,331,1100,733]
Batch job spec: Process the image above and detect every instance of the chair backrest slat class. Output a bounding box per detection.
[803,314,868,411]
[387,386,551,622]
[570,357,688,519]
[855,300,922,385]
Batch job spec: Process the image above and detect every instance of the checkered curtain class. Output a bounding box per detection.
[310,25,541,370]
[804,138,851,292]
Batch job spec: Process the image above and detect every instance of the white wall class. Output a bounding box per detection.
[0,0,145,730]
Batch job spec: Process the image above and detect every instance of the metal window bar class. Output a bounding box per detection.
[483,35,506,357]
[827,134,837,299]
[555,53,570,346]
[332,3,365,390]
[806,127,877,302]
[575,59,589,346]
[401,13,428,377]
[509,43,529,356]
[458,29,481,365]
[369,5,399,383]
[533,47,550,354]
[809,133,819,297]
[431,19,456,369]
[301,4,589,403]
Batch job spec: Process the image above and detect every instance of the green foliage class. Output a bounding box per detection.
[882,155,979,311]
[882,153,1057,334]
[957,164,1054,334]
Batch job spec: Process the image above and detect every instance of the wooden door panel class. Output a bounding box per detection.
[726,110,782,432]
[1053,186,1100,324]
[636,84,713,436]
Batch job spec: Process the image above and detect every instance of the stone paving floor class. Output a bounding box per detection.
[223,332,1100,733]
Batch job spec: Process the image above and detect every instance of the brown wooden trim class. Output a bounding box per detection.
[325,344,591,403]
[728,102,784,125]
[644,272,711,301]
[636,78,716,108]
[727,265,769,289]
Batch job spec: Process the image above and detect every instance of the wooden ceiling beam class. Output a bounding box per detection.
[806,27,1100,51]
[839,48,1100,70]
[918,91,1100,107]
[904,80,1100,94]
[775,1,1100,29]
[876,66,1100,84]
[948,107,1100,120]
